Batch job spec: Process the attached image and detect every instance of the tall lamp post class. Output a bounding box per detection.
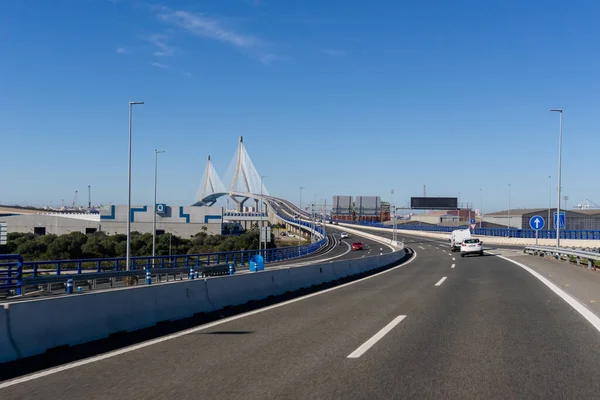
[550,109,563,247]
[507,184,511,236]
[299,186,305,247]
[126,101,144,271]
[391,189,396,242]
[259,175,267,254]
[548,175,551,234]
[479,188,483,229]
[152,149,165,263]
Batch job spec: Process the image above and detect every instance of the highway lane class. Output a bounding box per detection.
[4,241,600,398]
[341,224,528,252]
[265,229,393,269]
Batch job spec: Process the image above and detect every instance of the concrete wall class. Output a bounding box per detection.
[2,205,224,236]
[483,215,523,229]
[0,248,408,363]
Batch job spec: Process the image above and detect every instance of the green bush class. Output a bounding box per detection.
[0,229,280,261]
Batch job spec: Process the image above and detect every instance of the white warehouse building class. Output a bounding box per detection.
[0,204,224,237]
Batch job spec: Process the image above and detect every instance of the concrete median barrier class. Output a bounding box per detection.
[0,247,410,364]
[0,306,19,363]
[206,270,292,310]
[3,280,214,361]
[287,263,336,291]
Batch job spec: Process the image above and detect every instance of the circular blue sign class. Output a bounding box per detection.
[529,215,545,231]
[470,218,476,224]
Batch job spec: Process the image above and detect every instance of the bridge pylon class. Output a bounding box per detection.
[226,136,268,212]
[195,155,227,207]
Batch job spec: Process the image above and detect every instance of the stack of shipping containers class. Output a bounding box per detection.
[331,195,353,222]
[355,196,382,223]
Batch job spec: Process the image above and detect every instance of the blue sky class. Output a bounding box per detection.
[2,0,600,212]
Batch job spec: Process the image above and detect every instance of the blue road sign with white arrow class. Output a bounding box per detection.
[554,212,565,229]
[470,218,476,224]
[529,215,545,231]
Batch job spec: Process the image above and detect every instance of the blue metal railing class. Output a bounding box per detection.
[337,220,600,240]
[0,202,327,295]
[0,255,23,295]
[0,220,326,295]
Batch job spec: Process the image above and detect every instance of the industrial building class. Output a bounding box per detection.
[0,204,224,237]
[331,195,384,223]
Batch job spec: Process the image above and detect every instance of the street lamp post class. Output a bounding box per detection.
[479,188,483,229]
[391,189,396,243]
[551,109,563,247]
[126,101,144,271]
[457,192,460,227]
[548,175,551,234]
[508,184,511,236]
[313,193,317,243]
[299,186,305,247]
[152,149,165,263]
[259,176,266,254]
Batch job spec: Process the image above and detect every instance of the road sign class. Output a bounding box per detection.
[0,222,6,245]
[470,218,476,225]
[553,212,566,229]
[470,223,476,230]
[155,203,167,215]
[529,215,545,231]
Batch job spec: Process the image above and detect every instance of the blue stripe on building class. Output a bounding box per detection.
[179,207,190,223]
[100,205,116,220]
[204,215,222,223]
[130,206,148,223]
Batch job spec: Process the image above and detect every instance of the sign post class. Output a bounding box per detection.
[553,211,566,230]
[529,215,545,246]
[469,218,476,232]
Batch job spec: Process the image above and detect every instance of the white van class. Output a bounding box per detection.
[450,229,471,252]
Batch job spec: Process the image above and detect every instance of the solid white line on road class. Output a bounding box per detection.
[451,264,455,269]
[435,277,447,286]
[0,250,420,390]
[497,255,600,334]
[347,315,407,358]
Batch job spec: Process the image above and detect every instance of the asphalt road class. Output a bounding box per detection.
[3,234,600,399]
[345,225,527,251]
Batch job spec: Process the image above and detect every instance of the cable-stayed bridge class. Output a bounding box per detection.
[193,136,272,212]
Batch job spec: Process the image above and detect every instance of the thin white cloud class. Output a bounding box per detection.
[155,7,261,48]
[116,47,128,54]
[259,53,283,65]
[146,34,176,57]
[151,62,169,69]
[321,48,346,57]
[183,72,193,78]
[151,5,281,65]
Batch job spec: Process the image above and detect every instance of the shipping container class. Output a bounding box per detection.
[332,195,352,213]
[355,196,381,216]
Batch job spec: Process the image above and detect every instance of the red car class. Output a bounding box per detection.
[351,242,363,251]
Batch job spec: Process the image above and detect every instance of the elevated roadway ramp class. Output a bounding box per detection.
[4,226,600,398]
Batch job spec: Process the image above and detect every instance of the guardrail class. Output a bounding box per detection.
[524,245,599,270]
[223,212,267,217]
[337,220,600,240]
[0,202,328,297]
[0,255,23,295]
[0,240,327,297]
